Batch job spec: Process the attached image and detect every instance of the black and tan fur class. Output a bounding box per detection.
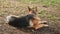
[6,6,48,30]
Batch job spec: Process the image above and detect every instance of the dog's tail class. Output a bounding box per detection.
[6,15,14,23]
[6,15,19,23]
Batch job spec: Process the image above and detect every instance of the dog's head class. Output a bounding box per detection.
[28,6,37,16]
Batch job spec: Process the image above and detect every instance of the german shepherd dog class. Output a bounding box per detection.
[6,7,48,30]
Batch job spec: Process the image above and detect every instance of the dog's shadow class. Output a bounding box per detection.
[16,26,49,32]
[19,27,59,34]
[8,21,59,34]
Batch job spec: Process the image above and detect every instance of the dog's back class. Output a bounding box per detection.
[6,14,34,28]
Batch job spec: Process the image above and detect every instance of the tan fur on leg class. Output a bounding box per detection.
[34,24,48,30]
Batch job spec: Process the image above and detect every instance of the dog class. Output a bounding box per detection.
[6,6,48,30]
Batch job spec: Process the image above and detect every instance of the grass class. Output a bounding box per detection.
[0,0,60,22]
[0,0,60,25]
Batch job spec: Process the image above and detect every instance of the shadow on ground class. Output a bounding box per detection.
[9,25,60,34]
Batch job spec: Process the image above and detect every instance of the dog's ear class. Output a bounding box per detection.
[33,6,37,15]
[35,6,37,12]
[28,6,33,14]
[28,6,32,12]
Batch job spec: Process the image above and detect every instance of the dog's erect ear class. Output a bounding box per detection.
[28,6,33,14]
[33,6,37,15]
[28,6,32,11]
[35,6,37,12]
